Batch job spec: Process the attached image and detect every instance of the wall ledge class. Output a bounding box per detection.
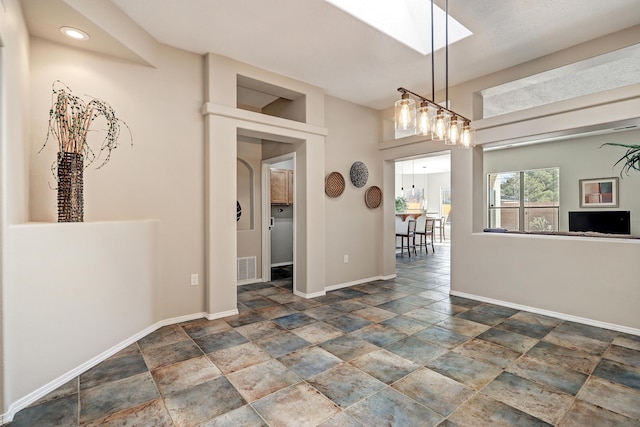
[11,219,159,228]
[474,231,640,243]
[201,102,328,137]
[506,230,640,239]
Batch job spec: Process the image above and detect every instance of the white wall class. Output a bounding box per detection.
[1,0,30,226]
[0,0,31,416]
[447,29,640,332]
[203,53,327,303]
[324,96,383,287]
[1,31,206,419]
[5,221,158,413]
[460,132,640,332]
[237,137,263,280]
[29,38,205,319]
[456,230,640,330]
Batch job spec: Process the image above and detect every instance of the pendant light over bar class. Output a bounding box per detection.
[394,0,473,148]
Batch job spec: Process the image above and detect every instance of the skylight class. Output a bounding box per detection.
[325,0,472,54]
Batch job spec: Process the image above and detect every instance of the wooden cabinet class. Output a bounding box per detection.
[270,169,293,205]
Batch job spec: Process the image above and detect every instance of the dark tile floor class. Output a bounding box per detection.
[7,243,640,426]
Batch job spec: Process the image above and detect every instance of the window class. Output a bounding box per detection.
[488,168,559,232]
[480,44,640,119]
[440,186,451,218]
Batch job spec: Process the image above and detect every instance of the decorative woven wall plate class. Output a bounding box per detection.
[365,186,382,208]
[325,171,345,197]
[350,161,368,188]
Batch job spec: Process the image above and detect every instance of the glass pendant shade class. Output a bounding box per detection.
[395,93,416,133]
[461,120,474,148]
[431,109,449,141]
[446,115,461,145]
[395,0,472,146]
[416,101,431,136]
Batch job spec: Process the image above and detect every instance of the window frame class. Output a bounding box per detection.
[488,167,560,232]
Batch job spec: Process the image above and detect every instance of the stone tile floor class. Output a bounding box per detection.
[7,243,640,426]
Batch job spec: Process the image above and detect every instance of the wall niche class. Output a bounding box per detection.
[237,74,306,123]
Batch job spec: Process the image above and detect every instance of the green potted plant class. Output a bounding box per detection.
[395,196,407,212]
[42,81,132,222]
[602,143,640,176]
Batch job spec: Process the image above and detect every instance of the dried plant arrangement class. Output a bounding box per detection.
[40,81,132,221]
[42,80,132,170]
[602,143,640,177]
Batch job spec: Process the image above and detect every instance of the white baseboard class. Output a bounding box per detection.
[1,311,209,423]
[271,262,293,267]
[237,278,264,286]
[294,289,326,299]
[325,275,389,292]
[450,291,640,337]
[205,309,239,320]
[295,274,393,298]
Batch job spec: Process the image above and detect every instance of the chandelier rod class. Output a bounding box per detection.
[396,87,470,123]
[430,0,435,102]
[412,160,415,189]
[445,0,449,109]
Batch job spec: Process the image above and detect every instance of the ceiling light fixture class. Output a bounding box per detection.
[60,26,90,41]
[394,0,473,148]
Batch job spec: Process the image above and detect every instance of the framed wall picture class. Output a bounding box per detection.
[579,177,619,208]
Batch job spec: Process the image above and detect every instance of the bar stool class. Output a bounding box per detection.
[396,219,417,257]
[434,213,449,242]
[417,217,435,253]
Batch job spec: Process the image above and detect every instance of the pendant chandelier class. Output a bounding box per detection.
[394,0,473,148]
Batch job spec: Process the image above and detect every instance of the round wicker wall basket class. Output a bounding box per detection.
[365,185,382,208]
[325,171,346,198]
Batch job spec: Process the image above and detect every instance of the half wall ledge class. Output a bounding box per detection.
[482,229,640,239]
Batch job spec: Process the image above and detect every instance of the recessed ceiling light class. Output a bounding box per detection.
[60,26,90,41]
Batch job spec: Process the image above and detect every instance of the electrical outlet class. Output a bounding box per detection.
[191,273,199,286]
[343,255,349,264]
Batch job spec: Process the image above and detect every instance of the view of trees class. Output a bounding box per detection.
[489,168,560,232]
[500,169,559,204]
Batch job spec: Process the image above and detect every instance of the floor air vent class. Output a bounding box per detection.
[237,256,257,282]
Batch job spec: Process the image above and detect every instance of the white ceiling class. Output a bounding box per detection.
[23,0,640,110]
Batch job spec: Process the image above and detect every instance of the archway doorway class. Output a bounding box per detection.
[394,153,451,258]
